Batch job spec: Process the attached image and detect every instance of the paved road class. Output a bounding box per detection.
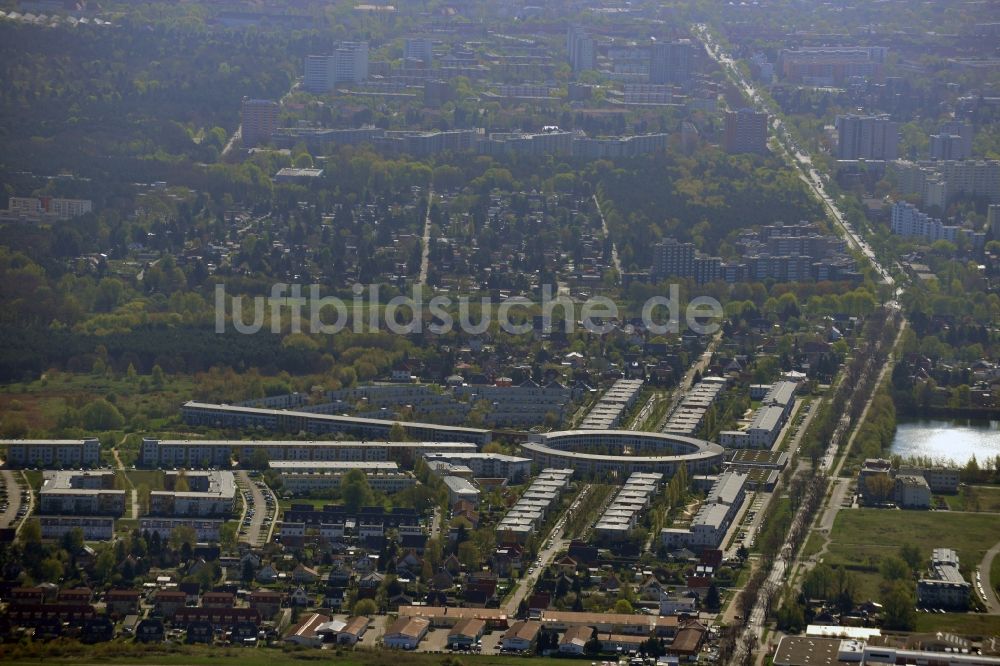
[694,24,895,291]
[694,28,904,666]
[418,186,434,285]
[656,329,725,432]
[978,541,1000,614]
[0,469,22,528]
[502,484,592,615]
[220,125,241,159]
[592,194,622,278]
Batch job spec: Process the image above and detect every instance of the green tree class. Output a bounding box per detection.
[353,598,378,616]
[899,544,923,574]
[220,522,238,552]
[880,556,910,582]
[61,527,85,555]
[457,540,480,569]
[20,518,41,546]
[388,422,407,441]
[614,598,634,614]
[79,399,125,430]
[341,469,374,511]
[39,557,64,582]
[169,525,197,552]
[705,583,721,611]
[881,582,916,630]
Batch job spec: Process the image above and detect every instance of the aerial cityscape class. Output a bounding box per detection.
[0,1,999,666]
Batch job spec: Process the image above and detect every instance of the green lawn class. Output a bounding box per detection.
[823,509,1000,577]
[126,470,165,490]
[913,612,1000,638]
[943,485,1000,513]
[991,550,1000,595]
[0,643,561,666]
[800,532,824,560]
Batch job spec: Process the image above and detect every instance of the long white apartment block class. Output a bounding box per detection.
[139,437,478,468]
[661,377,727,437]
[421,452,532,481]
[270,460,416,494]
[661,470,747,550]
[2,438,101,468]
[579,379,644,430]
[39,470,126,516]
[497,468,574,543]
[149,470,236,517]
[594,472,663,541]
[719,380,797,449]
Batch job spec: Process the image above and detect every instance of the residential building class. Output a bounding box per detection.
[422,452,531,482]
[139,436,477,468]
[138,517,223,541]
[917,550,971,610]
[443,475,480,507]
[249,591,283,619]
[649,40,692,86]
[2,438,101,468]
[661,471,746,549]
[594,472,662,541]
[404,37,433,65]
[890,201,959,242]
[304,55,335,93]
[149,471,236,517]
[836,114,898,160]
[650,238,725,285]
[39,515,114,540]
[892,160,1000,207]
[522,430,723,480]
[303,42,368,92]
[579,378,644,430]
[566,26,595,73]
[4,196,93,222]
[497,468,574,543]
[270,460,414,494]
[39,470,125,516]
[105,590,141,617]
[894,474,931,509]
[241,98,279,147]
[930,121,973,161]
[719,383,793,450]
[724,108,768,155]
[778,46,887,85]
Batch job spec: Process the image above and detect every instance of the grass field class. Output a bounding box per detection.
[913,612,1000,637]
[992,551,1000,595]
[823,509,1000,577]
[0,371,197,435]
[126,470,165,490]
[0,643,559,666]
[943,485,1000,513]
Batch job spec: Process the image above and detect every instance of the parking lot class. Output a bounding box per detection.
[235,471,276,546]
[0,469,27,529]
